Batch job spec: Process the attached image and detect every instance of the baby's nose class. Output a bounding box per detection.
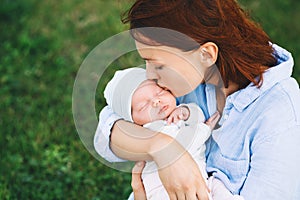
[152,98,161,107]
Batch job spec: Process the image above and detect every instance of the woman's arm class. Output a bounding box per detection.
[95,105,212,199]
[95,105,170,162]
[110,119,171,161]
[94,105,125,162]
[94,105,193,163]
[111,120,210,200]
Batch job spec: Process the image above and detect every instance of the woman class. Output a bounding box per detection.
[94,0,300,199]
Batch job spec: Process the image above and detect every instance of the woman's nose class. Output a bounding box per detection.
[146,65,159,80]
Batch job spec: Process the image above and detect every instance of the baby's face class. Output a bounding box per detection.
[131,80,177,125]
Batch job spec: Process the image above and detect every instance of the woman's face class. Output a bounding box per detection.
[135,41,208,97]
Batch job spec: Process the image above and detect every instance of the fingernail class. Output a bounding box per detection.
[136,161,144,167]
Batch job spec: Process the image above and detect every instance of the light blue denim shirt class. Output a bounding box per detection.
[206,44,300,199]
[94,44,300,199]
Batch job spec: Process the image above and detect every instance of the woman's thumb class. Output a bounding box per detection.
[132,161,146,174]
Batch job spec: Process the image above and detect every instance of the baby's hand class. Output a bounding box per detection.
[167,106,190,124]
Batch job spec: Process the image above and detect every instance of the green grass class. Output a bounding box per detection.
[0,0,299,199]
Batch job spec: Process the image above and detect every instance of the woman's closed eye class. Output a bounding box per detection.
[155,65,164,70]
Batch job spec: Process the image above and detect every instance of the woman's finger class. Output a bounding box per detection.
[175,191,186,200]
[166,191,177,200]
[131,161,145,190]
[196,189,210,200]
[205,111,220,130]
[185,191,198,200]
[131,161,147,200]
[132,161,145,173]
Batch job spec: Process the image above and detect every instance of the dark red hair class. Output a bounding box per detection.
[122,0,278,88]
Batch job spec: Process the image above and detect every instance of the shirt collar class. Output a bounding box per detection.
[228,44,294,112]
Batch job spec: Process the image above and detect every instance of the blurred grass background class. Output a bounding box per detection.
[0,0,299,199]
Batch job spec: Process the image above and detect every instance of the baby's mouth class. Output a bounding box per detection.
[159,105,169,114]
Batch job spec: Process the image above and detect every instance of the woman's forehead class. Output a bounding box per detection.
[135,40,184,56]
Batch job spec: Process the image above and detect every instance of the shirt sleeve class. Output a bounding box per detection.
[93,105,126,162]
[240,125,300,199]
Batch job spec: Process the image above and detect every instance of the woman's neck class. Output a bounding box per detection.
[203,65,240,112]
[223,81,239,97]
[215,81,239,114]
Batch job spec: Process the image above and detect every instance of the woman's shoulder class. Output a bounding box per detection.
[246,78,300,134]
[225,77,299,135]
[263,77,300,117]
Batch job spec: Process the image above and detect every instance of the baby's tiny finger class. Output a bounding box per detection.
[167,116,172,124]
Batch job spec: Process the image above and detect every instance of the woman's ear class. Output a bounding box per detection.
[198,42,218,67]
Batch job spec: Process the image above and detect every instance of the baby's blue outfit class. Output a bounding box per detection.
[94,44,300,200]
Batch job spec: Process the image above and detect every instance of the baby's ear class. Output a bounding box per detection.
[198,42,218,67]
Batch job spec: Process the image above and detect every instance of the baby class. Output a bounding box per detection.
[103,67,211,199]
[101,67,243,200]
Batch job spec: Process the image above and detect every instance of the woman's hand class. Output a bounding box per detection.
[131,161,147,200]
[112,119,215,199]
[205,112,220,130]
[150,134,210,200]
[157,151,210,200]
